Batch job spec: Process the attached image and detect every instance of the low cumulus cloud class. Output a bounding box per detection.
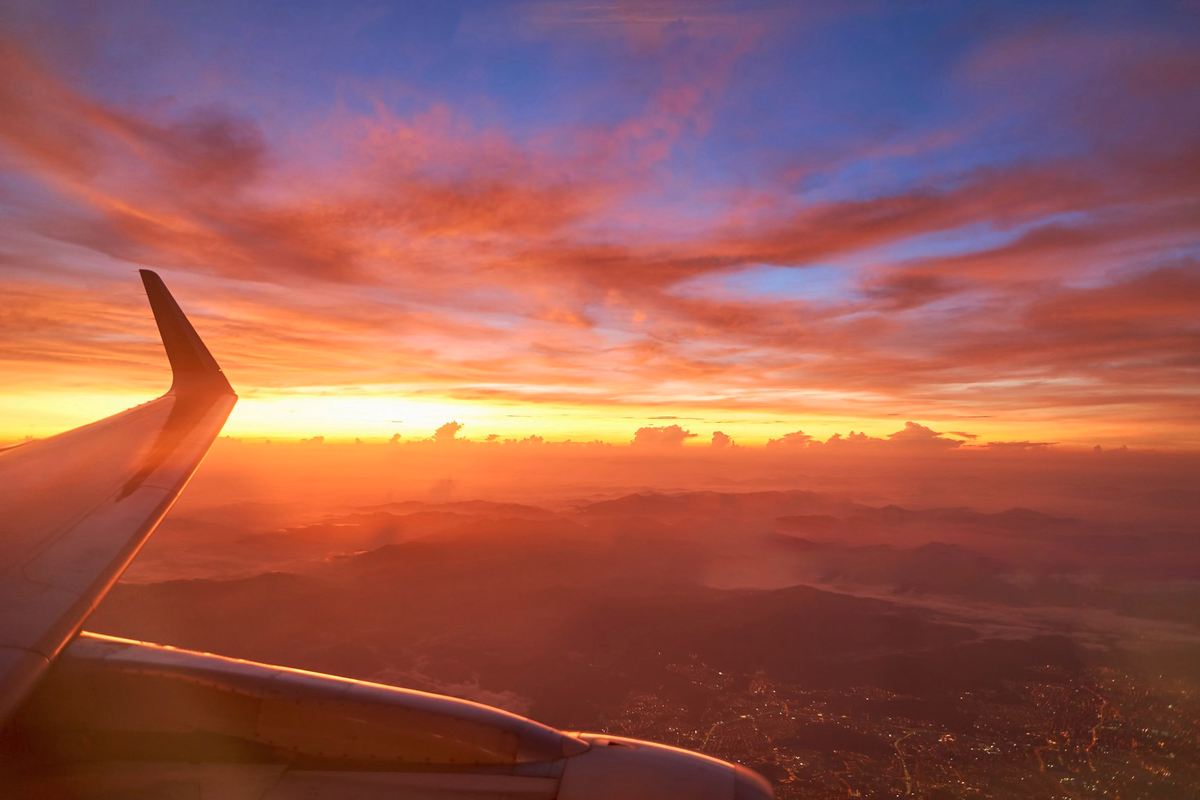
[505,435,545,446]
[632,424,697,447]
[434,421,464,442]
[711,430,735,448]
[824,431,880,447]
[794,424,975,451]
[886,422,965,449]
[766,430,815,449]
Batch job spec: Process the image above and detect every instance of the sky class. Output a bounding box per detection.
[1,0,1198,448]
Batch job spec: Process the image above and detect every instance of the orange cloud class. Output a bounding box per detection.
[886,422,965,450]
[1,16,1198,450]
[766,431,815,449]
[982,441,1056,451]
[632,424,696,447]
[434,421,464,442]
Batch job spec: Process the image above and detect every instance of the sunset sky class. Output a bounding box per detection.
[1,1,1198,448]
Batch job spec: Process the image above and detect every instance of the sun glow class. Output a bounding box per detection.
[0,382,1181,450]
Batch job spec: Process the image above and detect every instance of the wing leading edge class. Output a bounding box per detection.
[0,271,236,722]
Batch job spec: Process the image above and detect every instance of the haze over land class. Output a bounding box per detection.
[87,436,1200,796]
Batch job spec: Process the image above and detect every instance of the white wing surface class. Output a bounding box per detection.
[0,272,774,799]
[0,270,236,721]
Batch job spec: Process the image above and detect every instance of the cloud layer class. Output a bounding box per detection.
[1,2,1198,447]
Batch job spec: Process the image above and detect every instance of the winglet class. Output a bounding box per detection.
[139,270,234,396]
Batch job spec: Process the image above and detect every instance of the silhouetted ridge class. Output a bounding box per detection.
[354,500,559,520]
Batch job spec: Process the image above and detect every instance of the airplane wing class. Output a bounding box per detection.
[0,270,237,722]
[0,273,774,799]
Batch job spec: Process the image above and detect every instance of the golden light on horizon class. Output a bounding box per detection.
[1,380,1169,452]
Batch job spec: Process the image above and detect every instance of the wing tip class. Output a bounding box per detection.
[139,270,234,397]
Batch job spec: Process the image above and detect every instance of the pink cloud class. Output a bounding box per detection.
[1,14,1198,449]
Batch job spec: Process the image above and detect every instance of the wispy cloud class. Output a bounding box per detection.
[1,4,1198,447]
